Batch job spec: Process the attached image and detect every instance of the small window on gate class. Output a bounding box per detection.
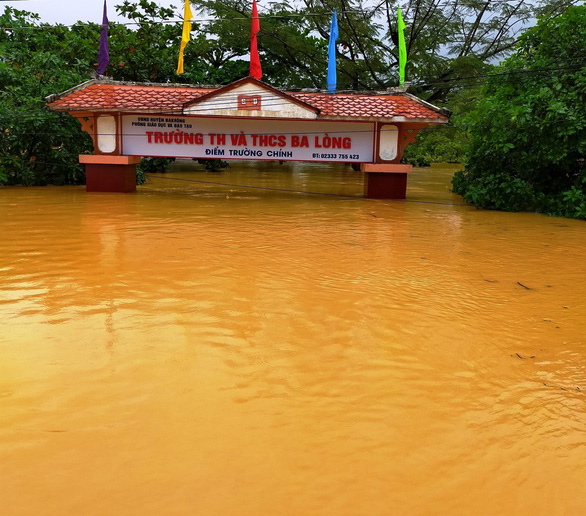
[237,94,262,110]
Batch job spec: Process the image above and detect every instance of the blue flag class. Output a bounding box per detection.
[97,1,109,76]
[327,9,338,94]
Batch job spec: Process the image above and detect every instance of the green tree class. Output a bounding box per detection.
[1,1,582,187]
[402,60,491,166]
[0,8,94,185]
[196,0,579,163]
[107,0,181,82]
[452,5,586,218]
[198,0,579,95]
[0,2,187,186]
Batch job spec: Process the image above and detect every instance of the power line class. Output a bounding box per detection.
[413,64,586,89]
[2,3,581,95]
[0,56,583,118]
[146,173,470,206]
[0,113,582,145]
[144,173,365,198]
[0,59,582,130]
[414,58,586,82]
[1,9,363,31]
[0,111,583,132]
[0,67,580,110]
[1,48,583,95]
[0,1,576,31]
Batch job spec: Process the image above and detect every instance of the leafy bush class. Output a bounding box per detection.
[452,170,538,211]
[453,170,586,220]
[403,125,467,166]
[137,157,175,181]
[197,159,229,172]
[561,181,586,219]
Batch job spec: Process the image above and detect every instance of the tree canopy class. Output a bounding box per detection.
[0,0,582,192]
[452,5,586,218]
[194,0,578,97]
[0,8,94,185]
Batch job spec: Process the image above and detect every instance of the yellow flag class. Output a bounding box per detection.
[177,0,193,75]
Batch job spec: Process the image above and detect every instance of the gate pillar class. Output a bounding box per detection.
[361,163,413,199]
[360,122,422,199]
[79,155,141,193]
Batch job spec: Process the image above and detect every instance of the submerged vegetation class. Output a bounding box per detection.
[1,1,584,218]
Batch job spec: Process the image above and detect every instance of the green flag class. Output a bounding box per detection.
[398,6,406,87]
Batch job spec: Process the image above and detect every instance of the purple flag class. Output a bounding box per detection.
[97,0,109,76]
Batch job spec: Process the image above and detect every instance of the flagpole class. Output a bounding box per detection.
[327,9,338,94]
[398,6,406,87]
[250,0,262,79]
[97,0,109,76]
[177,0,193,75]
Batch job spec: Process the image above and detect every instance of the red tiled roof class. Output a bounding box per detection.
[47,80,448,122]
[48,83,209,113]
[292,93,444,120]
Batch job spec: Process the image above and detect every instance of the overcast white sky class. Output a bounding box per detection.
[1,0,184,25]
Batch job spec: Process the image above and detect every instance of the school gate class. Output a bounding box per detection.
[46,76,450,198]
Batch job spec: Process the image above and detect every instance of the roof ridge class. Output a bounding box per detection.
[401,92,452,118]
[45,77,219,104]
[45,79,97,104]
[290,90,407,97]
[92,78,221,90]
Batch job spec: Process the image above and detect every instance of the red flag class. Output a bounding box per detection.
[250,0,262,79]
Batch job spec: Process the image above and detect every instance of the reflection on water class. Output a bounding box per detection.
[1,161,585,515]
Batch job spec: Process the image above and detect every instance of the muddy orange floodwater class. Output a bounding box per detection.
[1,162,585,515]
